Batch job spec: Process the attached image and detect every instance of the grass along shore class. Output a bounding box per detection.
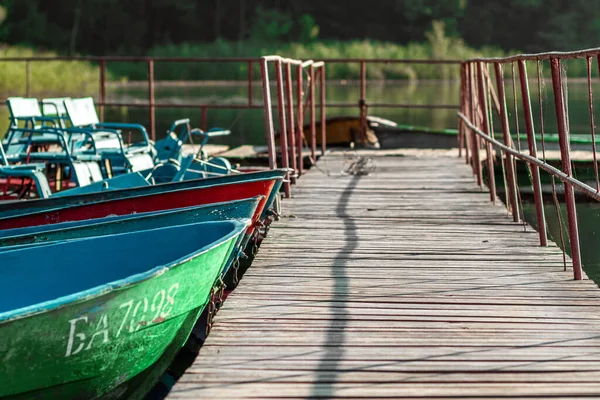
[1,29,509,94]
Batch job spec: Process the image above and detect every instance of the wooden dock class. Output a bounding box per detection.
[168,150,600,399]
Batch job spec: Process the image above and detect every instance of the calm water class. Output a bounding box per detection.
[1,81,462,145]
[3,79,600,144]
[519,199,600,286]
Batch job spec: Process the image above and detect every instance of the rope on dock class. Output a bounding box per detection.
[343,153,375,176]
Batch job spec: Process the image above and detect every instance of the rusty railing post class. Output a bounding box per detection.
[461,63,471,165]
[99,59,106,122]
[147,59,156,140]
[296,64,304,176]
[550,58,582,279]
[284,63,297,183]
[458,64,465,158]
[468,63,482,186]
[494,62,520,223]
[309,64,316,161]
[518,60,547,246]
[247,60,253,106]
[319,64,326,155]
[25,60,31,97]
[462,64,471,164]
[476,62,496,203]
[359,60,367,144]
[275,59,291,198]
[260,57,277,170]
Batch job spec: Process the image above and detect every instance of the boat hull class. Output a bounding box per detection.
[0,221,245,399]
[0,175,280,230]
[0,169,287,220]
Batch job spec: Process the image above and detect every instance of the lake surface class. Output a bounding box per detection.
[518,197,600,286]
[3,81,463,144]
[3,79,600,145]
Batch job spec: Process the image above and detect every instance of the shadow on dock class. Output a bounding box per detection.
[310,175,360,398]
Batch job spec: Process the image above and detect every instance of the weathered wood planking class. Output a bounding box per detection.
[169,151,600,399]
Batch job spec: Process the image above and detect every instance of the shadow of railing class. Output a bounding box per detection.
[310,174,360,397]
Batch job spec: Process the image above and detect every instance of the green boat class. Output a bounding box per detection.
[0,220,247,399]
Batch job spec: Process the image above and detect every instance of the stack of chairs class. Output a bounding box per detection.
[1,96,234,199]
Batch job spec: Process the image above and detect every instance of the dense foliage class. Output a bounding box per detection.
[1,0,599,55]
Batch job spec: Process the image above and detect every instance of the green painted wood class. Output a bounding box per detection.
[0,221,245,399]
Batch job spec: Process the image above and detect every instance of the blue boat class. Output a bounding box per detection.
[0,169,287,225]
[0,220,247,399]
[0,197,262,279]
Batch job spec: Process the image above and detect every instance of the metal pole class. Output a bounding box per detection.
[469,63,482,186]
[320,65,326,155]
[494,62,520,223]
[25,61,31,97]
[248,60,253,106]
[296,64,304,176]
[458,64,464,158]
[518,60,547,246]
[275,59,291,198]
[99,59,106,122]
[476,62,496,203]
[260,57,277,170]
[550,58,582,280]
[461,64,471,164]
[147,59,156,140]
[309,64,316,161]
[462,64,471,165]
[359,61,367,144]
[463,64,471,164]
[284,63,297,183]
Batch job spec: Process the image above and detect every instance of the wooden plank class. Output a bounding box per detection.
[168,152,600,399]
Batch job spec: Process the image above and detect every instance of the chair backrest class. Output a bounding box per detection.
[6,97,42,121]
[42,98,70,117]
[64,97,100,127]
[0,142,8,166]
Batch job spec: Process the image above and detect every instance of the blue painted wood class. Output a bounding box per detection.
[52,172,151,197]
[0,197,261,278]
[0,197,260,240]
[0,220,246,318]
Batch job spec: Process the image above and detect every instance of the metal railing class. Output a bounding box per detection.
[259,56,326,198]
[458,47,600,280]
[0,56,460,140]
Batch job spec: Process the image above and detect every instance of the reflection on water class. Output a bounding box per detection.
[4,80,600,146]
[520,200,600,286]
[1,81,460,145]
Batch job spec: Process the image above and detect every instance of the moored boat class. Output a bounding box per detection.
[0,220,247,399]
[0,169,287,230]
[0,197,263,284]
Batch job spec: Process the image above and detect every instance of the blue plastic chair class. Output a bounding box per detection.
[3,97,64,162]
[63,97,154,175]
[0,141,52,199]
[150,124,233,182]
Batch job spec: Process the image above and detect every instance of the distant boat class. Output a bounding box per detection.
[0,220,247,399]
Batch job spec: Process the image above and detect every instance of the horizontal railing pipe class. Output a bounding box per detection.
[459,112,600,202]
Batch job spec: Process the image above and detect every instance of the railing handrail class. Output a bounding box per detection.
[0,55,461,64]
[465,46,600,63]
[458,112,600,201]
[459,54,593,280]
